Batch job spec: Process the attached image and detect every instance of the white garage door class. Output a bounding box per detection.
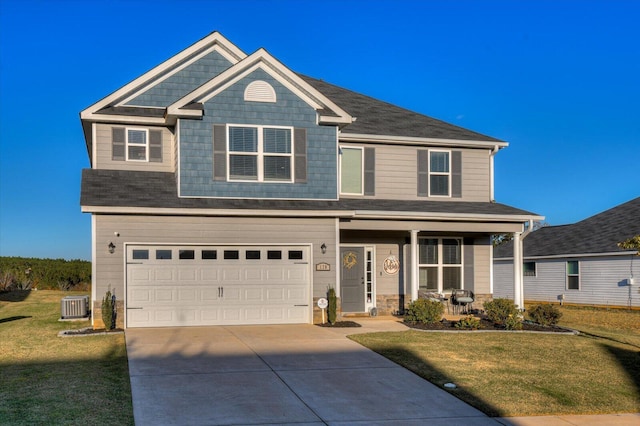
[126,245,311,328]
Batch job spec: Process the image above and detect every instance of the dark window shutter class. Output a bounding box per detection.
[417,150,428,196]
[149,130,162,162]
[112,127,125,161]
[294,128,307,183]
[213,124,227,181]
[364,147,375,196]
[452,150,462,198]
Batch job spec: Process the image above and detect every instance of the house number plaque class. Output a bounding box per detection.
[316,262,331,271]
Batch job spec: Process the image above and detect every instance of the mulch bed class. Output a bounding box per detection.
[316,321,362,328]
[58,327,124,337]
[405,318,572,333]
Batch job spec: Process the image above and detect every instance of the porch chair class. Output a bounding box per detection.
[450,289,475,314]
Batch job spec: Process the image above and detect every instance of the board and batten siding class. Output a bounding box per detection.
[94,123,174,172]
[93,215,337,303]
[340,143,491,202]
[494,256,640,307]
[472,237,492,295]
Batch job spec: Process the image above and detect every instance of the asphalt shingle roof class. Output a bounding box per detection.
[81,169,536,217]
[494,197,640,258]
[299,74,503,142]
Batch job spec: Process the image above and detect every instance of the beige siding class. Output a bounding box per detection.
[93,215,337,304]
[473,236,492,294]
[340,142,491,202]
[94,123,175,172]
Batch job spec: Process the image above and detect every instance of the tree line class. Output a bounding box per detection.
[0,257,91,291]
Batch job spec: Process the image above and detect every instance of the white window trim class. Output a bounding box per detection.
[339,145,364,195]
[418,237,464,293]
[428,149,451,197]
[566,260,580,290]
[126,127,149,162]
[227,124,294,183]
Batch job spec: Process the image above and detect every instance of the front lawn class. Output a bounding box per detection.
[0,290,134,426]
[350,306,640,417]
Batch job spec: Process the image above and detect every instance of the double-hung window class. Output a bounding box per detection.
[429,150,450,196]
[566,261,580,290]
[228,125,292,182]
[127,128,148,161]
[340,147,363,195]
[418,238,463,292]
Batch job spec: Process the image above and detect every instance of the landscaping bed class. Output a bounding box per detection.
[405,318,573,333]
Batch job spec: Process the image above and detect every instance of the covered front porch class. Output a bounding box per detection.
[337,216,534,316]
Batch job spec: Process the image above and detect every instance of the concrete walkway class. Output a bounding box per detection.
[125,318,639,425]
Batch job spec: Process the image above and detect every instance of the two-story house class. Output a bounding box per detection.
[80,32,541,329]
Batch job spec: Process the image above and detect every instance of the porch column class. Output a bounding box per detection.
[513,231,524,309]
[410,230,419,301]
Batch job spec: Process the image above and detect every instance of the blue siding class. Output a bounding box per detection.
[126,51,233,107]
[179,68,338,199]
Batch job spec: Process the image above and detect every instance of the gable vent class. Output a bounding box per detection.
[244,80,276,103]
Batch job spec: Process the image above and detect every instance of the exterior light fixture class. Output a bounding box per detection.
[108,242,116,254]
[321,243,327,254]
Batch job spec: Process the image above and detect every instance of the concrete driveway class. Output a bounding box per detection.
[125,320,498,425]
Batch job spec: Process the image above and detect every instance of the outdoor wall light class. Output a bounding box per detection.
[321,243,327,254]
[108,242,116,254]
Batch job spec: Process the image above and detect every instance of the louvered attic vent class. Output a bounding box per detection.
[61,295,89,319]
[244,80,276,103]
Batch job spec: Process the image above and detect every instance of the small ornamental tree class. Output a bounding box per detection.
[327,287,337,325]
[102,289,116,330]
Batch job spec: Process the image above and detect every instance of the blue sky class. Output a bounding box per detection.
[1,0,638,261]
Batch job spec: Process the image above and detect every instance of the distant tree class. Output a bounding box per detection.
[617,235,640,255]
[492,221,550,247]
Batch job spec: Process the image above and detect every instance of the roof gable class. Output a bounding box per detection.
[80,32,246,120]
[166,48,352,126]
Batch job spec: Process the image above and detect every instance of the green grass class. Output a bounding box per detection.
[0,290,134,426]
[350,306,640,417]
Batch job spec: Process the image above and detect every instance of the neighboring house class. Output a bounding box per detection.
[494,197,640,308]
[80,32,541,329]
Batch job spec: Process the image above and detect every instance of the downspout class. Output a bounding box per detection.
[489,145,500,201]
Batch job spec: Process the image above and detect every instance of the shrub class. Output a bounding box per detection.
[504,314,523,330]
[528,304,563,326]
[405,299,444,324]
[102,289,116,330]
[327,287,337,325]
[484,298,519,325]
[455,315,481,330]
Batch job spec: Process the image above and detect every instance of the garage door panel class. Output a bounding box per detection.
[126,245,311,327]
[178,268,197,280]
[154,269,174,280]
[155,289,174,302]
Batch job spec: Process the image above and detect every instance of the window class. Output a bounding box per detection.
[418,238,463,292]
[567,261,580,290]
[246,250,261,260]
[179,250,195,260]
[127,128,148,161]
[156,249,172,260]
[288,250,303,260]
[340,147,363,194]
[132,250,149,260]
[202,250,217,260]
[224,250,240,260]
[228,125,292,182]
[523,262,536,277]
[429,151,450,196]
[267,250,282,260]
